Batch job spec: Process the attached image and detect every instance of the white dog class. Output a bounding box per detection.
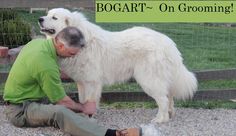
[39,8,197,123]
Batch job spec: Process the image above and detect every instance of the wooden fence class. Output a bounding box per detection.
[1,69,236,102]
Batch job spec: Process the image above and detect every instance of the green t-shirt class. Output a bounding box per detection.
[3,39,66,104]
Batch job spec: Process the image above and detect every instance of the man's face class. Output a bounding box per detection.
[60,46,80,57]
[55,39,80,57]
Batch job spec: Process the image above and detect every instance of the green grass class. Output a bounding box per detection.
[103,83,141,92]
[97,22,236,71]
[101,100,236,109]
[175,100,236,109]
[199,80,236,90]
[63,83,77,93]
[101,101,157,109]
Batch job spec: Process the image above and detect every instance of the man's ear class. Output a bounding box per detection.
[55,37,64,49]
[58,43,64,49]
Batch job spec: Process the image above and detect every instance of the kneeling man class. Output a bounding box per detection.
[4,27,142,136]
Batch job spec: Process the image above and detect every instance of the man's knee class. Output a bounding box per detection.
[54,105,69,115]
[4,106,27,127]
[51,105,69,128]
[10,116,26,127]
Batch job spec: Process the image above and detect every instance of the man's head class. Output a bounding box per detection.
[54,27,85,57]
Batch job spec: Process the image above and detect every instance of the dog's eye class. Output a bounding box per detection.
[52,16,58,20]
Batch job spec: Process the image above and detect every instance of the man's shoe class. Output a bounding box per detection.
[117,128,142,136]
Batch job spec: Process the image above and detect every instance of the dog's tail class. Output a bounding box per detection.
[171,65,198,100]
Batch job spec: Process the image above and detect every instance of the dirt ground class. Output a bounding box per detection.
[0,106,235,136]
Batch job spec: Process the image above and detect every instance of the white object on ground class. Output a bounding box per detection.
[141,124,163,136]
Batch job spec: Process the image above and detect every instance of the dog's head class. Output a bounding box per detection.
[39,8,73,38]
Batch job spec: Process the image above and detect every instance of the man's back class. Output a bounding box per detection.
[4,39,65,104]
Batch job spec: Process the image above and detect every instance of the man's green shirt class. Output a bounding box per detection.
[4,39,66,104]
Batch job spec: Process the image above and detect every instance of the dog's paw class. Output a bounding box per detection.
[151,114,169,123]
[168,110,175,119]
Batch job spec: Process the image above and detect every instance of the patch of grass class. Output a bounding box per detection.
[62,83,77,93]
[103,82,141,92]
[96,22,236,70]
[101,101,157,109]
[175,100,236,109]
[199,80,236,90]
[101,100,236,109]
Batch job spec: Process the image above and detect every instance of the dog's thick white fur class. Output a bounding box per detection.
[40,8,198,123]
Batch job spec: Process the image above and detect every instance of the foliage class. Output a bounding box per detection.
[17,10,45,35]
[0,9,31,48]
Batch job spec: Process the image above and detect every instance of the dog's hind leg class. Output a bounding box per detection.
[135,76,170,123]
[152,95,169,123]
[168,93,175,119]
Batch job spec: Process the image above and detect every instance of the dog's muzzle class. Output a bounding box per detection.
[38,17,56,35]
[40,28,56,35]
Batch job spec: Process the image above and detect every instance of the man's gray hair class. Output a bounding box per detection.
[56,27,85,48]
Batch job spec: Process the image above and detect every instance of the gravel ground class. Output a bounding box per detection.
[0,106,235,136]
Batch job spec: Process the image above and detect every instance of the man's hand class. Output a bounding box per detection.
[82,101,97,115]
[57,96,97,115]
[57,95,84,113]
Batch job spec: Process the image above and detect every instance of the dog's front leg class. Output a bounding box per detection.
[77,81,102,115]
[77,81,86,104]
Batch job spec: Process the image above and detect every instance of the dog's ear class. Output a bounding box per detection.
[65,14,74,26]
[65,18,70,26]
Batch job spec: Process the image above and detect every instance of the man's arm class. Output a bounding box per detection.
[57,95,84,113]
[37,69,96,114]
[57,96,97,115]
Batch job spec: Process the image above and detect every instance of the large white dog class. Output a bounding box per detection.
[39,8,197,123]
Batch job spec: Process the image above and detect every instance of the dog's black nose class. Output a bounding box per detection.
[38,18,44,23]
